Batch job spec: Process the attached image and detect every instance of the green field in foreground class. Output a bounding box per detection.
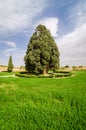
[0,71,86,130]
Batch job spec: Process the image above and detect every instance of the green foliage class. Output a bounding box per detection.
[64,65,69,68]
[15,70,72,78]
[24,24,60,74]
[0,71,86,129]
[55,70,71,73]
[7,55,14,72]
[78,65,83,68]
[72,66,77,70]
[54,72,72,77]
[15,73,38,78]
[19,66,25,69]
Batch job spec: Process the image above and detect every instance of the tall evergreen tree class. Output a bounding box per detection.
[7,55,14,72]
[24,24,60,74]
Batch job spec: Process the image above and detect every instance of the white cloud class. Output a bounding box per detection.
[69,0,86,27]
[57,23,86,66]
[3,48,26,66]
[56,0,86,66]
[0,0,47,35]
[5,41,16,48]
[3,48,17,56]
[37,17,59,37]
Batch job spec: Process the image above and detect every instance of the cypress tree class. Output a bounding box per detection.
[24,24,60,74]
[7,55,14,72]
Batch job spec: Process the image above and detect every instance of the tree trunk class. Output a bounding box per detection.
[43,65,49,75]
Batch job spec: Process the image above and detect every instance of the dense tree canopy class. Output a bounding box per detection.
[7,55,14,72]
[24,24,60,74]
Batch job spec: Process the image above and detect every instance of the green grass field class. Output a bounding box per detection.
[0,71,86,130]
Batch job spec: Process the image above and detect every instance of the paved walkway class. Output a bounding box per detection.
[0,74,16,78]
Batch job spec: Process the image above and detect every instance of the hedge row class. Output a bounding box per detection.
[54,72,72,77]
[55,70,71,73]
[15,73,38,78]
[15,71,72,78]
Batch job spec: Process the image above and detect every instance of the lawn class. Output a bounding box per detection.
[0,71,86,130]
[0,72,15,76]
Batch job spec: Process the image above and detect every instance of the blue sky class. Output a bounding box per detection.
[0,0,86,66]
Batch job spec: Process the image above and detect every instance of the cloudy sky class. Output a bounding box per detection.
[0,0,86,66]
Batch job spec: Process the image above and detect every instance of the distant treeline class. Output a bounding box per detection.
[0,65,7,67]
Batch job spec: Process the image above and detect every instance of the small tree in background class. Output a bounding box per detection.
[7,55,14,72]
[24,24,60,74]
